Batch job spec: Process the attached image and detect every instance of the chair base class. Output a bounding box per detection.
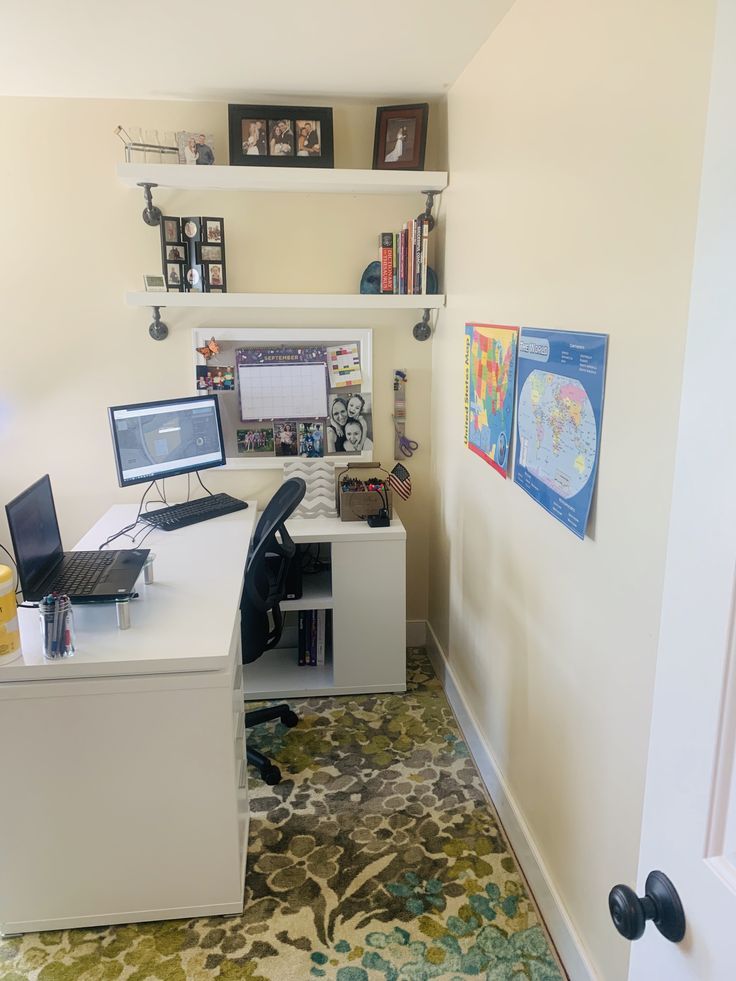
[245,703,299,785]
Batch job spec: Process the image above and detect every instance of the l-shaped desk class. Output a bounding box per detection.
[0,503,406,936]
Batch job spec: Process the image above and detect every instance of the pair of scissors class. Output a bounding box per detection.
[393,416,419,457]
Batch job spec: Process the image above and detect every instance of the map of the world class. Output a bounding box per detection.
[513,328,608,539]
[516,370,597,499]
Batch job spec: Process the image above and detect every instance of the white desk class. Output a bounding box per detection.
[0,503,256,936]
[0,505,407,937]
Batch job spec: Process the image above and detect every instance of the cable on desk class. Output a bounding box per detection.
[0,542,21,595]
[196,471,214,496]
[98,481,166,550]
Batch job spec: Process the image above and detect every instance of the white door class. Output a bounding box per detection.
[626,2,736,978]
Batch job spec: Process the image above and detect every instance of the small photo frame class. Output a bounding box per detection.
[176,131,215,165]
[162,217,181,243]
[143,274,167,292]
[183,218,201,240]
[206,263,225,289]
[198,244,222,262]
[228,104,334,168]
[166,244,185,261]
[166,263,183,289]
[372,103,429,171]
[204,218,223,243]
[274,421,298,456]
[237,426,275,456]
[185,265,203,292]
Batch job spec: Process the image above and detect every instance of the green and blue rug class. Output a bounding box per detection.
[0,649,565,981]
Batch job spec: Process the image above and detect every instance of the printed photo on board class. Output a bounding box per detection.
[298,422,324,457]
[327,393,372,453]
[237,426,275,455]
[274,421,298,456]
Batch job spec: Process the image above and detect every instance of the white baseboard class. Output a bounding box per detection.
[406,620,427,647]
[425,620,598,981]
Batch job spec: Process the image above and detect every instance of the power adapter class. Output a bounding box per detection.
[367,508,390,528]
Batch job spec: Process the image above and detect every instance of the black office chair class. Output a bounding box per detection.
[242,477,306,785]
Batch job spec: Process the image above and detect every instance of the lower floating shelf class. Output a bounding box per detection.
[125,291,445,310]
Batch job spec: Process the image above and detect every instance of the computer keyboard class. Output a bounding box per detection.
[141,494,249,531]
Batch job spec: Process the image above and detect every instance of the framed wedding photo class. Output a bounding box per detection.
[372,103,429,171]
[228,104,334,168]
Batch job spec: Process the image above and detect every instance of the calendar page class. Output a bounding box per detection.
[238,362,328,420]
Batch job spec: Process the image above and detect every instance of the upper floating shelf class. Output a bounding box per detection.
[116,163,448,195]
[125,292,445,310]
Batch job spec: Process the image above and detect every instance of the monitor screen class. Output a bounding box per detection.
[108,395,226,487]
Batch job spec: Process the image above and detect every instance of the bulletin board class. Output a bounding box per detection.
[192,327,373,469]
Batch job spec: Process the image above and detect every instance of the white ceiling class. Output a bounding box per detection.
[0,0,514,101]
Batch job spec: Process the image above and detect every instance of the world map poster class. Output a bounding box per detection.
[464,323,519,478]
[513,327,608,539]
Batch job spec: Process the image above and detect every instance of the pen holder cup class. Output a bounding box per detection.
[40,595,76,659]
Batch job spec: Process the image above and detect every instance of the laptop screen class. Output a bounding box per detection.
[5,475,63,595]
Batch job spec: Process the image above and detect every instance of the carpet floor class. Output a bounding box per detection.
[0,648,565,981]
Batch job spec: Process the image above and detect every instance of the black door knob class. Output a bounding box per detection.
[609,871,685,943]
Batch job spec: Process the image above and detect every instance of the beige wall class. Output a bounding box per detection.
[0,96,443,619]
[430,1,714,977]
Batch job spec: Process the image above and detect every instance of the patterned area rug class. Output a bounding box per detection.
[0,649,565,981]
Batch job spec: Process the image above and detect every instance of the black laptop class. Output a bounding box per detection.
[6,475,149,603]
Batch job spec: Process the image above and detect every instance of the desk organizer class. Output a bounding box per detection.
[336,462,393,522]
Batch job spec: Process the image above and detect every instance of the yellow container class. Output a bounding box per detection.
[0,564,21,665]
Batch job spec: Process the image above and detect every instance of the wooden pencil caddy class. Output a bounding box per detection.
[336,462,394,522]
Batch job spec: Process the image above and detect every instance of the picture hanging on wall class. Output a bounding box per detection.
[192,328,373,469]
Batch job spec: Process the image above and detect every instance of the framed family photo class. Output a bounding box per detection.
[372,103,429,170]
[228,104,334,168]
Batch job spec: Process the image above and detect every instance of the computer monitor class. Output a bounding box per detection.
[108,395,226,487]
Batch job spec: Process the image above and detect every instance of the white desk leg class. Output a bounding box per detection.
[115,599,131,630]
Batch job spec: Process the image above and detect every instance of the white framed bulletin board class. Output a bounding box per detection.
[193,327,373,469]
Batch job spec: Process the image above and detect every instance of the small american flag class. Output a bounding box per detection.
[389,463,412,500]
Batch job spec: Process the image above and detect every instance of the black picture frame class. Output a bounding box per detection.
[228,104,334,168]
[372,103,429,171]
[162,216,181,244]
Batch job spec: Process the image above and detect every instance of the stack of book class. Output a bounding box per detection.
[298,610,329,667]
[379,218,430,294]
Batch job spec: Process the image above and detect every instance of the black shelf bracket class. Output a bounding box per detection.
[417,190,438,231]
[148,306,169,341]
[138,182,162,227]
[412,308,433,342]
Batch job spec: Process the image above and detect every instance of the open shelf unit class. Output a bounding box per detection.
[118,162,447,338]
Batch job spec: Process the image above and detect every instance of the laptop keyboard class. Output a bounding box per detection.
[52,552,116,595]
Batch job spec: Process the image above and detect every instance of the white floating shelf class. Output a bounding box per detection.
[117,163,447,195]
[125,291,445,310]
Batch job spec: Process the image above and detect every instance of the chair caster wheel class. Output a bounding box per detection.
[282,710,299,728]
[262,765,282,785]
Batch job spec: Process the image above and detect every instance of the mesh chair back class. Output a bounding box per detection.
[241,478,306,664]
